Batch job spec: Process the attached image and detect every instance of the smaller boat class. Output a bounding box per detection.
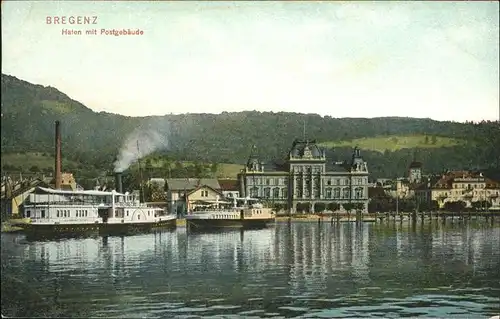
[185,196,275,230]
[19,186,176,238]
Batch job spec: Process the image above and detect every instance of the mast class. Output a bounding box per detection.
[137,140,145,203]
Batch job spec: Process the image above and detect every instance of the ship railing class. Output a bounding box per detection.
[27,201,104,206]
[31,217,102,224]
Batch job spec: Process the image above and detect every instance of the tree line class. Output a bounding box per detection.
[2,73,499,182]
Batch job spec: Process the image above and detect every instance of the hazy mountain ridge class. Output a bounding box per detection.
[1,73,499,179]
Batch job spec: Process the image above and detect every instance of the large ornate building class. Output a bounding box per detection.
[237,139,369,213]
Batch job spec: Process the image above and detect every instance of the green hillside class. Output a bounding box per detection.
[1,152,81,172]
[1,73,499,181]
[319,134,466,153]
[1,152,243,180]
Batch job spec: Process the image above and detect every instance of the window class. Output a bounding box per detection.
[355,187,363,199]
[334,188,341,199]
[26,210,31,218]
[264,187,271,198]
[41,210,46,218]
[326,188,332,199]
[273,187,280,198]
[342,187,350,199]
[250,187,259,198]
[266,179,271,185]
[282,188,288,199]
[57,210,60,217]
[313,188,319,199]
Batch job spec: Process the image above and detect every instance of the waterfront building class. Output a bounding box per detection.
[165,178,222,215]
[237,139,369,213]
[431,171,500,210]
[218,179,240,199]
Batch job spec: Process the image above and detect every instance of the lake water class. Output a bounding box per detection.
[2,221,499,318]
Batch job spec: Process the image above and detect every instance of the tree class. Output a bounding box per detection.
[444,201,467,213]
[314,202,326,213]
[29,165,40,173]
[431,135,437,145]
[273,203,286,212]
[368,200,378,213]
[342,202,355,218]
[471,200,492,211]
[417,201,428,212]
[424,136,429,144]
[399,199,416,212]
[327,202,340,212]
[352,202,365,212]
[193,161,205,177]
[210,162,218,177]
[146,182,165,202]
[296,202,310,213]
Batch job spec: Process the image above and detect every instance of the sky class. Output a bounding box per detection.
[2,1,499,122]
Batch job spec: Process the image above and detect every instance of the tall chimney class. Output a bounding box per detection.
[115,172,123,193]
[55,120,62,189]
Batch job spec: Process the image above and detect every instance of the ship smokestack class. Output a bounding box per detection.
[115,172,123,193]
[55,120,62,189]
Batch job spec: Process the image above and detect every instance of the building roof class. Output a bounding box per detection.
[289,139,325,159]
[431,170,500,189]
[218,179,239,191]
[186,184,225,197]
[325,161,350,172]
[166,178,220,191]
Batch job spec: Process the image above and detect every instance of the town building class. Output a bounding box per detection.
[431,171,500,210]
[218,179,240,199]
[237,139,369,213]
[165,178,222,215]
[408,161,423,184]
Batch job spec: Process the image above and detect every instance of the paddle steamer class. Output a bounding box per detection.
[185,196,275,230]
[20,186,176,237]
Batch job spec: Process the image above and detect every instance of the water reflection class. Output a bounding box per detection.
[2,221,499,318]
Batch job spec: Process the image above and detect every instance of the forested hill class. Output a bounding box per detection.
[1,73,499,178]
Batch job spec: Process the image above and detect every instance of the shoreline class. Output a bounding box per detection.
[3,213,499,233]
